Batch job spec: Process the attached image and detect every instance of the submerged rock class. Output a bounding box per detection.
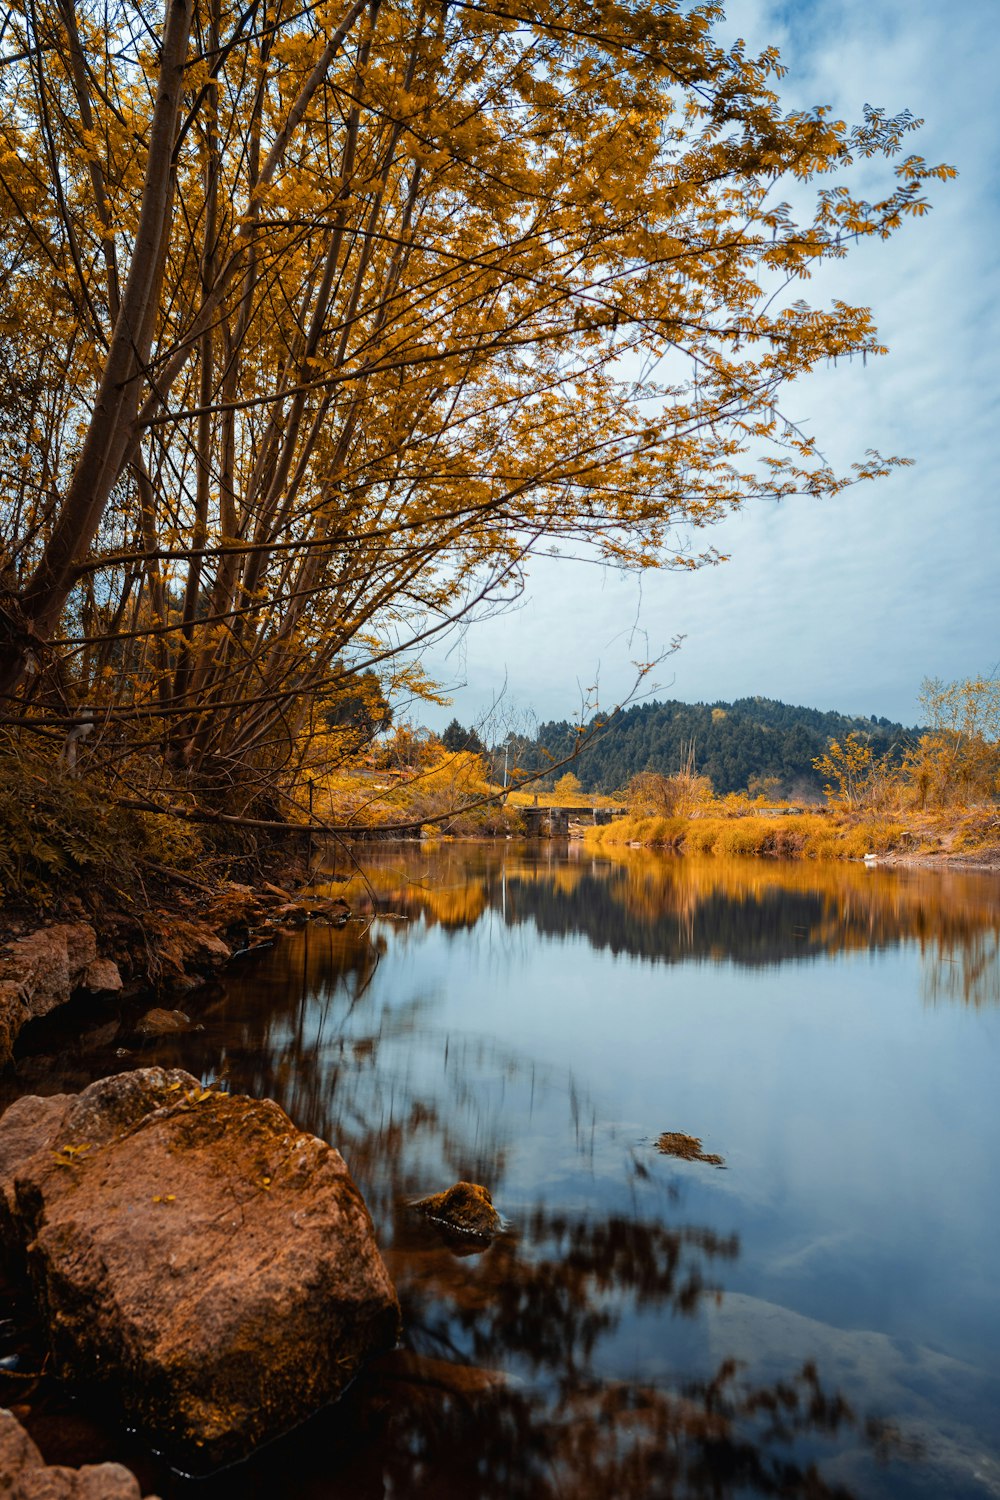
[0,1068,400,1470]
[134,1007,195,1038]
[412,1182,502,1240]
[0,1407,157,1498]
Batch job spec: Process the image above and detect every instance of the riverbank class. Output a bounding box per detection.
[583,806,1000,869]
[0,847,334,1067]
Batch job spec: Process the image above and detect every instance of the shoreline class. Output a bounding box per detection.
[580,806,1000,872]
[0,854,332,1069]
[3,830,998,1069]
[575,835,1000,874]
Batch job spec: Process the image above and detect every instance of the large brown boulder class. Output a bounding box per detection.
[0,1069,400,1470]
[0,1407,157,1498]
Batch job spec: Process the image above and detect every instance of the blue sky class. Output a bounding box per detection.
[419,0,999,734]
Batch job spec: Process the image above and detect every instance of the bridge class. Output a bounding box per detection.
[520,804,627,837]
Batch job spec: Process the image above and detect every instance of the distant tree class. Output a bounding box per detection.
[813,734,895,813]
[747,774,782,801]
[441,719,485,756]
[528,697,917,797]
[554,772,583,802]
[377,725,442,772]
[903,676,1000,806]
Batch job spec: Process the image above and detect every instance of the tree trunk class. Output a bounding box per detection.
[0,0,193,697]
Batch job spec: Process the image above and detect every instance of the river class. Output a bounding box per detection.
[4,841,1000,1498]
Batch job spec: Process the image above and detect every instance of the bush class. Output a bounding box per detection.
[626,769,713,818]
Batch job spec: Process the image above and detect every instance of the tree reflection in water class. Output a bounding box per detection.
[5,843,980,1496]
[331,841,1000,1007]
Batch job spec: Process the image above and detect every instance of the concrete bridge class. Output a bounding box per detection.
[520,804,627,837]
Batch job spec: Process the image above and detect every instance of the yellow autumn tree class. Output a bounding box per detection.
[0,0,952,817]
[904,676,1000,807]
[813,733,895,813]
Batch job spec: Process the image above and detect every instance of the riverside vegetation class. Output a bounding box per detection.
[0,0,954,914]
[585,675,1000,863]
[2,674,998,935]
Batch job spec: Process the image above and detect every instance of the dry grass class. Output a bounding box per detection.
[584,804,996,862]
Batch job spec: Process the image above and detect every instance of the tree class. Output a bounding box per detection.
[904,675,1000,807]
[813,732,894,813]
[0,0,952,811]
[320,668,392,739]
[442,719,485,756]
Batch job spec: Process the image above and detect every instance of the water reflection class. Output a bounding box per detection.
[3,843,999,1497]
[326,842,1000,1006]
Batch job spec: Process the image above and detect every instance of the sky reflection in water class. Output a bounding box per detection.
[7,843,1000,1498]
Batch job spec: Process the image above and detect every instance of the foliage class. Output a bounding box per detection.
[921,675,1000,743]
[0,735,204,907]
[587,808,913,860]
[553,772,583,802]
[812,732,896,812]
[902,676,1000,807]
[375,725,444,772]
[626,769,713,817]
[0,0,951,820]
[318,742,520,834]
[320,672,393,742]
[517,697,914,796]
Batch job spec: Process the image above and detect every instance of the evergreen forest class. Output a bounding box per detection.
[502,698,916,798]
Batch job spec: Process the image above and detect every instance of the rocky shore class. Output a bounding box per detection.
[0,871,351,1069]
[1,1406,160,1498]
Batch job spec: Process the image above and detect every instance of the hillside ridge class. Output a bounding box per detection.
[509,696,919,797]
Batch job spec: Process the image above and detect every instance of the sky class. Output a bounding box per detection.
[418,0,999,736]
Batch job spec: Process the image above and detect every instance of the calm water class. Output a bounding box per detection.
[4,842,1000,1498]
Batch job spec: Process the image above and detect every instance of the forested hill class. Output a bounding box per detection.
[515,698,917,798]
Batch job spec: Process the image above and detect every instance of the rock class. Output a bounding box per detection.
[262,881,295,901]
[82,959,123,993]
[177,923,231,964]
[412,1182,502,1240]
[0,1068,400,1470]
[165,973,200,994]
[0,1406,43,1489]
[0,1408,157,1498]
[272,901,310,923]
[134,1007,193,1038]
[0,924,121,1068]
[306,895,352,926]
[152,919,231,985]
[371,1348,506,1399]
[2,925,97,1018]
[0,1093,71,1220]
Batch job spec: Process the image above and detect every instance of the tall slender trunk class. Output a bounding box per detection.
[172,0,220,730]
[0,0,193,696]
